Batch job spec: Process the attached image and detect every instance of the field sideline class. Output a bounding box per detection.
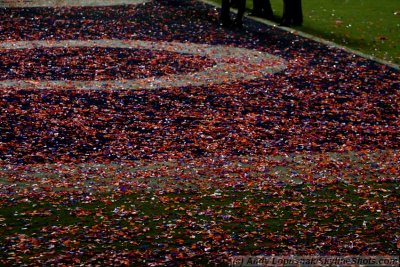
[209,0,400,66]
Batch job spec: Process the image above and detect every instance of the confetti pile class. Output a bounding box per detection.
[0,0,399,266]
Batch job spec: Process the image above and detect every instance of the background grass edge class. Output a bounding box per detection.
[205,0,400,68]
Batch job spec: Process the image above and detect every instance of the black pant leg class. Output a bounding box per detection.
[235,0,246,22]
[261,0,273,18]
[252,0,262,14]
[292,0,303,25]
[221,0,231,22]
[281,0,291,25]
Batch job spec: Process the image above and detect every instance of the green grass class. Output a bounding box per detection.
[211,0,400,65]
[1,151,399,265]
[1,180,398,264]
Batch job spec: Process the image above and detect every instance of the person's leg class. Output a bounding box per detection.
[292,0,303,26]
[251,0,262,16]
[261,0,273,19]
[220,0,232,26]
[234,0,246,27]
[280,0,291,26]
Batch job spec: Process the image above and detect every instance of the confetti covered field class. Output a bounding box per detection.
[0,0,399,266]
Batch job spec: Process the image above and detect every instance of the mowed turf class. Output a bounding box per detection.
[0,153,399,265]
[213,0,400,65]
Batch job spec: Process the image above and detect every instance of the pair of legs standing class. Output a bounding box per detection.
[253,0,302,26]
[281,0,303,26]
[220,0,271,27]
[220,0,302,28]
